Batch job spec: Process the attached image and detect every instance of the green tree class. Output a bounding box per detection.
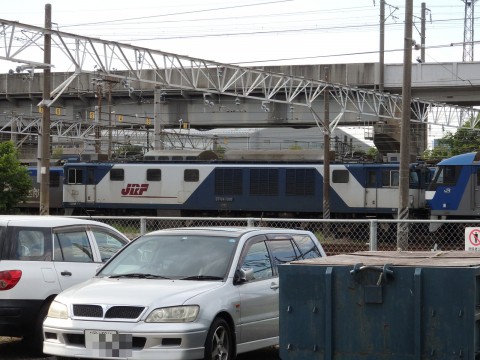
[0,141,32,213]
[367,147,378,157]
[423,119,480,160]
[52,147,64,159]
[115,144,143,155]
[289,144,303,150]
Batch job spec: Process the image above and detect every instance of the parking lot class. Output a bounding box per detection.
[0,337,280,360]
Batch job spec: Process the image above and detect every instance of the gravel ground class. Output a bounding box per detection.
[0,336,280,360]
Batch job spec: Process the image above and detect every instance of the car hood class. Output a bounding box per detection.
[57,277,225,307]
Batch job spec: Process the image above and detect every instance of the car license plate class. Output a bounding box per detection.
[85,330,133,358]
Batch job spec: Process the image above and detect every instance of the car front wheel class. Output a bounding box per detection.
[204,317,233,360]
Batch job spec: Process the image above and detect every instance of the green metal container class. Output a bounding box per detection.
[279,251,480,360]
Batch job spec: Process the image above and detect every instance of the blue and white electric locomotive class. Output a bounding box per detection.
[62,157,431,218]
[426,151,480,219]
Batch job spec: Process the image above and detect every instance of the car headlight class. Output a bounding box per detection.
[47,300,69,319]
[145,305,199,323]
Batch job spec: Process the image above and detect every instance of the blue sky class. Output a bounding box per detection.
[0,0,471,68]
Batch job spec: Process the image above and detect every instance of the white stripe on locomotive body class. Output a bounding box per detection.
[63,162,425,215]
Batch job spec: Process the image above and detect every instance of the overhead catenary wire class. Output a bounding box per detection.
[0,1,469,68]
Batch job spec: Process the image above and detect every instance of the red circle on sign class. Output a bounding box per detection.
[468,229,480,246]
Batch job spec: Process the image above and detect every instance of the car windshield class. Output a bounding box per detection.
[98,233,239,280]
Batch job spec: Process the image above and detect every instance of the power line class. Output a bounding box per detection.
[231,41,465,65]
[59,15,470,43]
[61,6,375,29]
[63,0,295,27]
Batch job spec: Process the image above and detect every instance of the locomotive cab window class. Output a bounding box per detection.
[409,171,419,187]
[382,170,399,187]
[67,168,83,184]
[147,169,162,181]
[432,165,459,186]
[184,169,199,182]
[110,169,124,181]
[332,170,349,183]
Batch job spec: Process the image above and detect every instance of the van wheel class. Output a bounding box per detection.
[24,299,52,356]
[204,317,233,360]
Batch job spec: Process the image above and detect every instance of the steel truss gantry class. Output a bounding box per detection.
[0,114,213,150]
[0,115,96,144]
[1,17,479,139]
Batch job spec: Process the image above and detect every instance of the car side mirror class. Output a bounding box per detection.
[234,268,254,284]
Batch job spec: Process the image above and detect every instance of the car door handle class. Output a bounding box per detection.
[270,282,279,290]
[61,271,72,276]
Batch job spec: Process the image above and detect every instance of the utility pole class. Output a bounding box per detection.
[108,82,112,159]
[397,0,413,250]
[379,0,385,92]
[323,67,330,221]
[378,1,399,88]
[322,67,331,241]
[421,3,428,150]
[39,3,51,215]
[421,3,427,62]
[378,0,386,147]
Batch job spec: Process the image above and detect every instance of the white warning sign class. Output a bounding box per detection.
[465,227,480,251]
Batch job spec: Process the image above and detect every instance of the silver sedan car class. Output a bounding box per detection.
[43,227,325,360]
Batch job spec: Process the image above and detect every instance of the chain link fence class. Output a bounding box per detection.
[76,216,480,256]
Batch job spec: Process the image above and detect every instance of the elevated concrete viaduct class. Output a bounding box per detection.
[2,61,480,157]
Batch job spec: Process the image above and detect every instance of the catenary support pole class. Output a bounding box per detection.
[421,3,426,62]
[323,67,330,220]
[379,0,385,92]
[397,0,413,250]
[39,3,51,215]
